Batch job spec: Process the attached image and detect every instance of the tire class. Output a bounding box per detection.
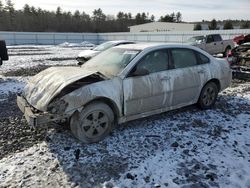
[224,46,231,57]
[0,40,8,61]
[70,102,114,143]
[198,82,218,109]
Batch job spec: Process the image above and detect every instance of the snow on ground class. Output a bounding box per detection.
[0,76,28,101]
[0,45,250,188]
[1,43,94,73]
[58,41,95,48]
[0,82,249,188]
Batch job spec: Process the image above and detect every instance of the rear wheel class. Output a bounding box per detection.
[70,102,114,143]
[198,82,218,109]
[224,46,231,57]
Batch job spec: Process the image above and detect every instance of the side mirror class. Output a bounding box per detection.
[200,40,206,44]
[130,66,149,77]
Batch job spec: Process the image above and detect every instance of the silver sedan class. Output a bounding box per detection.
[17,43,232,143]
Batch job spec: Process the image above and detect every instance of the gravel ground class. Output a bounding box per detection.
[0,80,249,188]
[0,45,250,188]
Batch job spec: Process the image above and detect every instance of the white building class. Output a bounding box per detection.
[129,22,195,32]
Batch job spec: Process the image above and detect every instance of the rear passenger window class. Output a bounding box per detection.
[197,52,210,64]
[171,49,198,69]
[213,35,222,42]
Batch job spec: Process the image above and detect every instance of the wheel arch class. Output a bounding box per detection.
[224,45,232,56]
[203,78,221,92]
[197,78,220,109]
[225,45,231,50]
[82,97,120,123]
[198,78,221,103]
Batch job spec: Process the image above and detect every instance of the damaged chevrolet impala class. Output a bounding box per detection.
[17,43,232,143]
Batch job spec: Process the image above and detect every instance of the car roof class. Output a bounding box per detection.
[114,42,193,51]
[105,40,134,44]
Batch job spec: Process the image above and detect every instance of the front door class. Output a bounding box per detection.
[123,49,171,116]
[206,35,217,55]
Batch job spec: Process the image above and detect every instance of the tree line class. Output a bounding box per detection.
[194,19,250,30]
[0,0,183,32]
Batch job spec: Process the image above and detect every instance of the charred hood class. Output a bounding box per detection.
[24,66,105,111]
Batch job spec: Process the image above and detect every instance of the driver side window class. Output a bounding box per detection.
[206,35,214,43]
[136,50,169,74]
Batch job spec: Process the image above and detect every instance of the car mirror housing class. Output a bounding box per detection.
[130,66,149,77]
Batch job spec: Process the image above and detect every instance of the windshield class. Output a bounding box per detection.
[93,41,115,51]
[82,48,140,78]
[187,36,205,43]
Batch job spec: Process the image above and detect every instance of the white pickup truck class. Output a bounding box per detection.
[187,34,234,57]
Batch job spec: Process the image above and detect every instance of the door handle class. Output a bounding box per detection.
[198,70,205,74]
[160,76,171,81]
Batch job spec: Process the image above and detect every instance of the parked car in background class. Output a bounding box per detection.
[17,43,231,143]
[0,40,8,65]
[233,34,250,45]
[187,34,234,57]
[76,40,135,65]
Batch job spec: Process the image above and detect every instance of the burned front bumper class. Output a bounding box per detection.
[17,95,64,128]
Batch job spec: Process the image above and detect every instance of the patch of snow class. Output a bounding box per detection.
[58,41,95,48]
[0,45,94,73]
[0,76,28,98]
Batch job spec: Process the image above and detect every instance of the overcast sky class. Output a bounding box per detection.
[9,0,250,21]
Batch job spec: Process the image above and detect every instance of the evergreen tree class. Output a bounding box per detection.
[159,12,178,22]
[209,19,218,30]
[4,0,15,30]
[0,0,3,11]
[176,12,182,22]
[92,8,106,32]
[223,20,233,30]
[241,21,249,29]
[194,23,202,30]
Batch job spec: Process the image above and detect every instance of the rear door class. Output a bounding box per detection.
[123,49,172,116]
[169,48,209,107]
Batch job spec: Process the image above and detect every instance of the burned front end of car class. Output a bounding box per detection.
[16,67,106,128]
[228,43,250,80]
[17,95,67,128]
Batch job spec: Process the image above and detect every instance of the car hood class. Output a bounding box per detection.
[186,41,199,46]
[24,66,97,111]
[78,49,100,58]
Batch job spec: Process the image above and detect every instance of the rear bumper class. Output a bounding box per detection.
[231,66,250,80]
[17,95,63,128]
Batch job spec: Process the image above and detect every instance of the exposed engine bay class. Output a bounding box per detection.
[228,42,250,80]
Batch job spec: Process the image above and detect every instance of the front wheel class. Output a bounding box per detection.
[70,102,114,143]
[198,82,218,109]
